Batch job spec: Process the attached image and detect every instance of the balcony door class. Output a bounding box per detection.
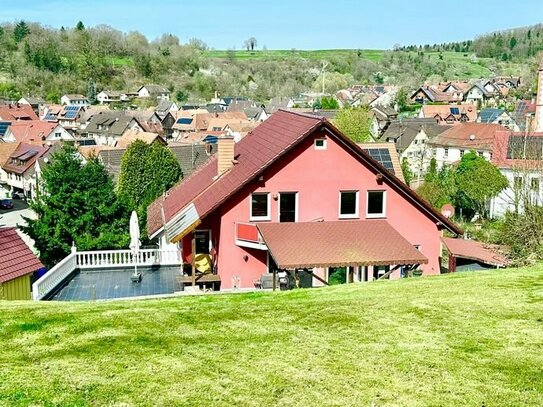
[279,192,297,223]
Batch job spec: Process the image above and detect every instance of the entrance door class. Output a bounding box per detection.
[279,192,297,222]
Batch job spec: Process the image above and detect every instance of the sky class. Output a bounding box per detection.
[3,0,543,50]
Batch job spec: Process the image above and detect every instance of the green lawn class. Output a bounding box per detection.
[203,49,385,61]
[1,267,542,406]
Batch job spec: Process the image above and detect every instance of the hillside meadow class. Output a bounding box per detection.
[0,266,542,406]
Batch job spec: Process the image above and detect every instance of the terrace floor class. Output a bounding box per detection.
[51,266,184,301]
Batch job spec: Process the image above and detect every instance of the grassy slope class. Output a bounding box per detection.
[203,49,385,61]
[1,267,542,406]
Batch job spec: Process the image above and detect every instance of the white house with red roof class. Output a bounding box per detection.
[490,130,543,218]
[3,120,73,144]
[147,110,461,291]
[428,122,505,169]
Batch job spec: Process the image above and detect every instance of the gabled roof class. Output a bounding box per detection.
[380,119,450,150]
[62,94,88,101]
[0,142,19,167]
[479,108,506,123]
[148,110,462,238]
[6,121,59,144]
[428,123,505,151]
[138,84,169,94]
[0,104,39,121]
[115,129,166,149]
[0,227,44,283]
[421,104,477,122]
[85,111,143,137]
[3,143,49,175]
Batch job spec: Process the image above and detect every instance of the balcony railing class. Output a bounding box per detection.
[32,247,181,300]
[235,222,267,250]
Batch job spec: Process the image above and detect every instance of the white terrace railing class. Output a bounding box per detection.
[32,248,182,301]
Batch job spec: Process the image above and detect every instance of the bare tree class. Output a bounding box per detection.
[244,37,257,52]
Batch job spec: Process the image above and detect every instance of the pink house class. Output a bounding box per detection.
[148,110,461,290]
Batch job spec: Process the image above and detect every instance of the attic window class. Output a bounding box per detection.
[315,138,327,150]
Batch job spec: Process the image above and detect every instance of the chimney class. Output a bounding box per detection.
[217,135,235,175]
[535,63,543,132]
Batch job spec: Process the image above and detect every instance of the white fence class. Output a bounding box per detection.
[32,248,181,300]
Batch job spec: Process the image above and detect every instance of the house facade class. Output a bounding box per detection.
[137,85,170,100]
[60,94,90,107]
[148,110,461,291]
[428,123,503,169]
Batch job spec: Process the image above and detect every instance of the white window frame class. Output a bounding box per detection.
[278,192,299,222]
[314,138,327,150]
[366,190,386,219]
[338,190,359,219]
[250,192,271,221]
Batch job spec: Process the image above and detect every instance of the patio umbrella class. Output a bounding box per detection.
[129,211,141,279]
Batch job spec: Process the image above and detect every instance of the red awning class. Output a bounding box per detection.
[442,237,509,267]
[257,220,428,269]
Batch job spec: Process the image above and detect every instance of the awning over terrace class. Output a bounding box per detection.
[256,220,428,269]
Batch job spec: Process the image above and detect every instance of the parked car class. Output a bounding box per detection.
[0,199,13,209]
[11,191,24,200]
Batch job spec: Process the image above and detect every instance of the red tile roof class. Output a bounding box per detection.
[3,143,49,175]
[0,104,38,121]
[442,237,509,267]
[7,120,58,144]
[0,227,44,283]
[491,130,543,169]
[428,122,505,150]
[148,110,462,237]
[257,220,428,269]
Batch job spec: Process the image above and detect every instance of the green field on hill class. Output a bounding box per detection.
[203,48,385,61]
[1,267,542,406]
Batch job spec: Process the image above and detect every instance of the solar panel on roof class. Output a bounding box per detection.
[450,107,460,115]
[176,117,193,125]
[362,148,395,174]
[43,113,57,121]
[66,105,79,111]
[64,111,78,119]
[0,121,11,136]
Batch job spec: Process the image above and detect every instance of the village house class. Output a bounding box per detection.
[463,81,500,105]
[478,108,519,131]
[57,105,86,132]
[410,86,462,104]
[266,97,295,115]
[3,121,73,144]
[155,100,179,118]
[96,90,123,104]
[490,131,543,218]
[60,94,90,107]
[380,119,450,181]
[2,142,50,199]
[0,142,19,188]
[17,96,45,116]
[428,122,504,169]
[0,104,39,121]
[418,104,477,124]
[370,105,398,138]
[147,110,461,291]
[0,227,44,300]
[84,111,145,146]
[115,129,166,149]
[137,85,170,100]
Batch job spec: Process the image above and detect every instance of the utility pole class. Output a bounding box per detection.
[321,62,328,94]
